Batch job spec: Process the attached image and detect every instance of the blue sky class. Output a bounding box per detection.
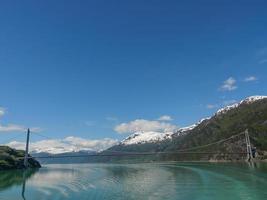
[0,1,267,151]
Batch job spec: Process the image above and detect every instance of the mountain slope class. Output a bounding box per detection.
[168,96,267,151]
[120,131,173,145]
[106,96,267,161]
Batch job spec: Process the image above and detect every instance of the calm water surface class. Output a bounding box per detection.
[0,162,267,200]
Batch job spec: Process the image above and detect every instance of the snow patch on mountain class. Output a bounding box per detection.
[119,96,267,146]
[216,103,239,115]
[175,117,211,136]
[121,131,173,145]
[241,95,267,103]
[216,96,267,115]
[120,117,212,145]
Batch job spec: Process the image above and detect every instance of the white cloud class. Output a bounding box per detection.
[64,137,117,151]
[114,119,178,134]
[220,77,237,91]
[206,104,218,109]
[0,108,23,132]
[0,107,5,117]
[0,124,41,133]
[6,137,118,154]
[0,106,41,133]
[0,124,25,132]
[157,115,173,121]
[244,76,258,82]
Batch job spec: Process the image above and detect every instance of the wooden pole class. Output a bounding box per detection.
[23,128,30,168]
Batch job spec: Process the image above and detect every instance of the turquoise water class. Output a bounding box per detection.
[0,162,267,200]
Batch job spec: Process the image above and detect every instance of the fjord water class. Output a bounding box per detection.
[0,163,266,200]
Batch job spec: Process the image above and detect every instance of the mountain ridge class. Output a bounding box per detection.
[117,95,267,147]
[106,95,267,161]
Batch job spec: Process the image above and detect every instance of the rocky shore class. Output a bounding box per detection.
[0,146,41,170]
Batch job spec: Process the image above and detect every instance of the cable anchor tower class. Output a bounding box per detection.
[23,128,30,168]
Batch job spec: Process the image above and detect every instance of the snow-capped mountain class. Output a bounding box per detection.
[121,131,173,145]
[118,95,267,146]
[30,149,96,155]
[175,117,211,135]
[216,95,267,115]
[119,117,211,146]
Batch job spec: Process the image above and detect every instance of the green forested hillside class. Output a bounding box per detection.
[168,98,267,150]
[106,98,267,161]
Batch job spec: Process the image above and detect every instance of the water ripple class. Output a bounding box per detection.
[0,163,266,200]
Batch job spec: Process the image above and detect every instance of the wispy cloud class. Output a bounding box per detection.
[0,106,41,133]
[85,121,95,127]
[0,124,42,133]
[7,137,118,153]
[206,104,218,109]
[0,107,5,117]
[257,47,267,56]
[0,107,25,132]
[244,76,258,82]
[106,116,118,122]
[157,115,173,121]
[257,47,267,64]
[206,99,237,110]
[0,124,25,132]
[222,99,237,106]
[220,77,237,91]
[114,119,178,134]
[259,59,267,64]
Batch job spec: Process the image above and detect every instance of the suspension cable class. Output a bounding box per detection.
[8,130,248,159]
[0,132,26,145]
[105,131,246,154]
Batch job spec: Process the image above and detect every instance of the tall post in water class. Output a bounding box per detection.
[23,128,30,168]
[21,170,26,200]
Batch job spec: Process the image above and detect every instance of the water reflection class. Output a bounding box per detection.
[99,164,206,199]
[0,169,38,200]
[0,163,266,200]
[0,169,37,191]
